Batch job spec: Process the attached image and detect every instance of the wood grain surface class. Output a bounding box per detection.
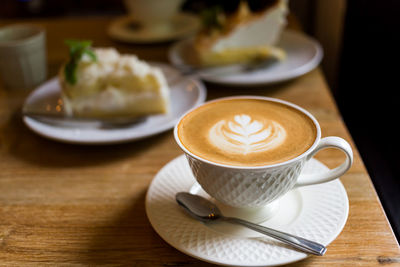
[0,16,399,266]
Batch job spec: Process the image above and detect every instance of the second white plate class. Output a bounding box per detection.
[23,64,206,145]
[168,30,323,86]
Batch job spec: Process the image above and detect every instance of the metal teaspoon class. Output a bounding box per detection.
[175,192,327,256]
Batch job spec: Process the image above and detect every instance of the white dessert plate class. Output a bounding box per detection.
[146,155,349,266]
[168,29,324,86]
[22,64,206,145]
[107,13,201,44]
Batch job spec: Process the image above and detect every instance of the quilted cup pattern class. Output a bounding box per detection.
[186,154,305,208]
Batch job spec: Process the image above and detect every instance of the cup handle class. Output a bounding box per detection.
[296,137,353,187]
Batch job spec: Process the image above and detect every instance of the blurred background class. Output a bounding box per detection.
[1,0,399,242]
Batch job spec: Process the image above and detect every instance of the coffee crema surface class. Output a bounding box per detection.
[177,99,317,166]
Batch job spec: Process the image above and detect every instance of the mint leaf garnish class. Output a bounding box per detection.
[64,39,97,85]
[201,6,224,29]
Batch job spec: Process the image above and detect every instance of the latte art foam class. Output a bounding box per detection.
[209,114,286,155]
[177,98,317,166]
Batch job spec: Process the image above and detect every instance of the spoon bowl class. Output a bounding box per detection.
[176,192,222,222]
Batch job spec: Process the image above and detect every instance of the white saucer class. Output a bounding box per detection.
[146,155,349,266]
[22,64,206,145]
[168,30,323,86]
[107,13,201,44]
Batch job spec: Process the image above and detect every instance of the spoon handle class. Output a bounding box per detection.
[22,111,147,128]
[222,217,327,256]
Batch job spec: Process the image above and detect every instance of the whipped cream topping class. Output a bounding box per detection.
[208,114,286,155]
[60,48,170,116]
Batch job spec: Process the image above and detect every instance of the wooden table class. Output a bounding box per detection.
[1,17,399,266]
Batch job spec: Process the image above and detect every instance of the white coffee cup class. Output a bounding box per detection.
[0,24,47,90]
[174,96,353,209]
[123,0,184,33]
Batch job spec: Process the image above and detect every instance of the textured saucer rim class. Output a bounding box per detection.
[145,155,349,266]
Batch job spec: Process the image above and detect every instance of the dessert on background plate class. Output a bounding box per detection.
[58,40,170,118]
[193,0,288,66]
[168,0,324,86]
[22,62,207,144]
[169,29,324,86]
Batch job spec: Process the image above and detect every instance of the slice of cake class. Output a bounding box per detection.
[193,0,288,66]
[59,41,170,118]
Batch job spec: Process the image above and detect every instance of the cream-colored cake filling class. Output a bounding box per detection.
[59,48,170,117]
[194,0,288,66]
[211,1,288,52]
